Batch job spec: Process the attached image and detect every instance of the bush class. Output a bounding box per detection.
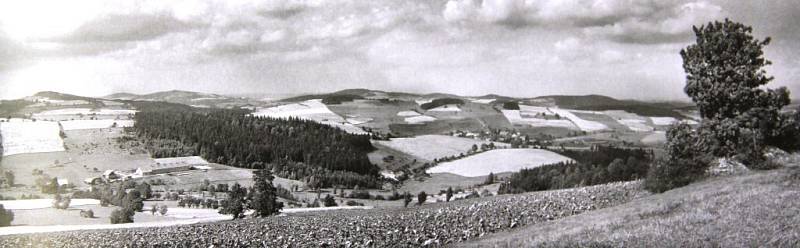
[644,123,711,193]
[80,209,94,218]
[0,204,13,227]
[110,207,134,224]
[417,191,427,205]
[323,194,337,207]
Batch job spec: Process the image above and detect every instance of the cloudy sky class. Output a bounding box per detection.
[0,0,798,101]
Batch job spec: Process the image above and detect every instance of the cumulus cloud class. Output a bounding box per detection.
[441,0,724,43]
[54,12,199,43]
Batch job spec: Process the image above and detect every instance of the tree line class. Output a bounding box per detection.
[499,146,652,194]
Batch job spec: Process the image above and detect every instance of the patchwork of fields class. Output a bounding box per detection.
[252,100,368,135]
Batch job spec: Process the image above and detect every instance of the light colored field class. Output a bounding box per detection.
[427,104,462,112]
[404,115,437,124]
[0,199,100,210]
[414,99,433,105]
[397,110,421,117]
[650,117,678,126]
[426,149,574,177]
[59,119,135,130]
[153,156,208,165]
[33,108,137,116]
[252,100,367,135]
[470,99,495,104]
[548,108,608,131]
[0,120,65,156]
[375,135,507,161]
[501,110,576,129]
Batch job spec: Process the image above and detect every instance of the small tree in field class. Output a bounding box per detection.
[0,204,13,226]
[323,194,337,207]
[446,187,454,202]
[417,191,427,205]
[403,192,412,208]
[250,170,283,217]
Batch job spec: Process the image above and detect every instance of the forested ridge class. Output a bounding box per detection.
[132,108,381,188]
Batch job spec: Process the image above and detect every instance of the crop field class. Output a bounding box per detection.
[649,117,678,126]
[426,149,574,177]
[0,181,645,247]
[252,100,367,135]
[59,120,135,130]
[389,118,485,137]
[328,99,420,133]
[375,135,508,161]
[404,115,437,124]
[33,108,137,117]
[427,104,462,112]
[0,120,65,156]
[640,131,667,145]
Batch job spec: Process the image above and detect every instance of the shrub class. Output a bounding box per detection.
[417,191,427,205]
[0,204,13,226]
[80,209,94,218]
[110,207,134,224]
[158,204,168,215]
[403,192,412,208]
[446,187,454,202]
[645,123,711,193]
[323,194,337,207]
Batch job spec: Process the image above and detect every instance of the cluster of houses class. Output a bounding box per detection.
[84,156,211,185]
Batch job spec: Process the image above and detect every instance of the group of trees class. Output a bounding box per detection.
[646,20,800,192]
[132,109,381,187]
[500,146,652,194]
[420,98,464,110]
[219,170,283,220]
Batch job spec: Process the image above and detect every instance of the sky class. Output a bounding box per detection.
[0,0,798,101]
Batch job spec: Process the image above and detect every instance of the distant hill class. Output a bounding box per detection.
[532,95,685,118]
[105,90,259,109]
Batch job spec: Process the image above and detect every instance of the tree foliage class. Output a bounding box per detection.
[681,19,793,164]
[0,204,13,227]
[249,170,283,217]
[500,146,652,194]
[133,109,381,188]
[219,183,247,220]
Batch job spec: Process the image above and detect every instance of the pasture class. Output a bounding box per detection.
[426,149,574,177]
[375,135,508,161]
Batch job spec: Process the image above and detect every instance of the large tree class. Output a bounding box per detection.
[680,19,790,160]
[249,170,283,217]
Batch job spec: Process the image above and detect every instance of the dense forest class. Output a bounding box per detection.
[132,108,381,188]
[420,98,465,110]
[499,146,652,194]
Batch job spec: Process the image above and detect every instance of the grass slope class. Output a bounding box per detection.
[462,165,800,247]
